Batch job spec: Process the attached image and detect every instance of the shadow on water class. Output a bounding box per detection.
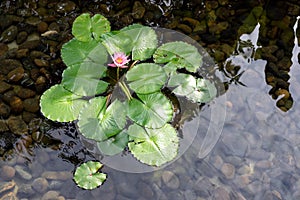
[0,0,300,199]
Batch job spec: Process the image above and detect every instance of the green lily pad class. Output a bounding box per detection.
[102,24,157,61]
[187,78,217,103]
[128,92,173,128]
[40,84,88,122]
[168,73,217,103]
[74,161,107,190]
[127,123,179,166]
[126,63,167,94]
[62,64,109,96]
[97,130,128,156]
[61,38,108,68]
[153,41,202,73]
[78,97,127,141]
[72,13,110,42]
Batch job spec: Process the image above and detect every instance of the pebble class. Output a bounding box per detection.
[14,86,36,99]
[0,43,8,56]
[18,183,35,197]
[15,165,32,180]
[0,165,16,180]
[32,177,49,193]
[42,171,73,180]
[56,1,77,14]
[1,25,18,43]
[34,58,49,68]
[221,163,235,179]
[37,22,49,33]
[16,31,28,44]
[23,97,40,113]
[212,187,230,200]
[0,101,11,118]
[7,66,25,82]
[137,181,154,198]
[7,115,28,135]
[162,170,180,189]
[0,120,9,132]
[42,190,60,200]
[10,96,24,113]
[132,1,146,19]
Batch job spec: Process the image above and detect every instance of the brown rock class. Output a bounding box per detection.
[221,163,235,179]
[16,31,28,44]
[16,48,29,58]
[132,1,146,19]
[32,177,49,193]
[10,96,24,113]
[7,115,28,135]
[19,40,40,50]
[0,81,12,93]
[42,171,73,180]
[34,58,49,68]
[14,86,36,99]
[0,120,9,132]
[1,25,18,43]
[23,97,40,113]
[7,67,25,82]
[22,111,37,123]
[0,59,23,75]
[0,43,8,57]
[213,187,230,200]
[0,165,16,180]
[0,101,11,118]
[37,21,48,33]
[177,24,192,34]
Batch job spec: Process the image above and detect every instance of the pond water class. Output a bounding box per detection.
[0,0,300,199]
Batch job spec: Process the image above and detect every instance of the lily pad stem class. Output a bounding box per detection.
[119,81,132,100]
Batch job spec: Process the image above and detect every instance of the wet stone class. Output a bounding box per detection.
[32,177,49,193]
[162,170,180,189]
[0,120,9,132]
[56,1,77,14]
[213,187,230,200]
[137,181,154,199]
[0,59,23,75]
[0,43,8,57]
[10,96,24,113]
[42,171,72,180]
[37,22,49,33]
[18,183,35,197]
[0,102,11,118]
[1,25,18,43]
[132,1,146,19]
[16,48,29,58]
[18,40,40,50]
[221,163,235,179]
[16,31,28,44]
[7,67,25,82]
[0,165,16,180]
[0,81,12,93]
[42,190,60,200]
[23,97,40,113]
[177,24,192,34]
[15,165,32,180]
[34,58,49,68]
[25,16,41,26]
[7,115,28,135]
[14,86,35,99]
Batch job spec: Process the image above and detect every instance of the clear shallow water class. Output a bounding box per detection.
[0,1,300,200]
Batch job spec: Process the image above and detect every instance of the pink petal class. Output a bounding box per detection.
[108,63,117,67]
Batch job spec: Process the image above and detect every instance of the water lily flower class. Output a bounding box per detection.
[108,52,130,68]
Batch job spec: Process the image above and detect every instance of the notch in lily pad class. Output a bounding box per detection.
[74,161,107,190]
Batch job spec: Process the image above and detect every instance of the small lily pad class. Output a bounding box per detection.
[74,161,107,190]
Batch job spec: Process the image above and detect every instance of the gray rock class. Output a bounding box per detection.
[1,25,18,43]
[212,187,230,200]
[15,165,32,180]
[0,165,16,180]
[32,177,49,193]
[162,170,180,189]
[42,190,60,200]
[137,181,154,199]
[18,183,35,197]
[221,163,235,179]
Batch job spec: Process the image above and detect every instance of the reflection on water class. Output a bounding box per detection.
[0,0,300,199]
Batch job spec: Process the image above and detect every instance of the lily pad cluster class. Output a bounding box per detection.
[40,13,217,188]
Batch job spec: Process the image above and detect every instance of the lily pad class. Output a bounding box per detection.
[97,130,128,156]
[62,64,109,96]
[74,161,107,190]
[72,13,110,42]
[61,38,108,68]
[127,124,179,166]
[40,84,88,122]
[128,92,173,128]
[153,41,202,73]
[187,78,217,103]
[78,97,127,141]
[126,63,167,94]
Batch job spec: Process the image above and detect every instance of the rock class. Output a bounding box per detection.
[0,101,11,118]
[23,97,40,113]
[10,96,24,113]
[0,165,16,180]
[137,181,154,198]
[25,16,41,26]
[15,165,32,180]
[22,111,37,123]
[132,1,146,19]
[32,177,49,193]
[212,187,230,200]
[0,43,8,57]
[16,48,29,58]
[37,22,49,33]
[255,160,273,169]
[42,190,60,200]
[177,24,192,34]
[18,183,35,197]
[162,171,180,189]
[56,1,77,14]
[16,31,28,44]
[234,175,250,188]
[1,25,18,43]
[34,58,49,67]
[7,115,28,135]
[0,59,23,75]
[7,67,25,82]
[0,120,9,132]
[18,40,40,50]
[42,171,73,180]
[14,86,36,99]
[221,163,235,179]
